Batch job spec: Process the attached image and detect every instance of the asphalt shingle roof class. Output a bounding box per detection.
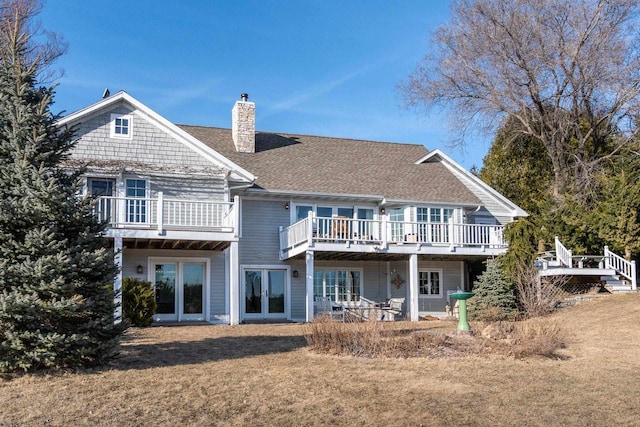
[179,125,482,205]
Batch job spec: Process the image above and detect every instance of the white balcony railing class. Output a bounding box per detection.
[280,214,506,253]
[94,192,236,234]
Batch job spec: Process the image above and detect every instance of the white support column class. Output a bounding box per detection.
[229,241,240,325]
[386,261,391,299]
[305,250,315,322]
[409,254,419,322]
[307,211,315,247]
[113,237,123,324]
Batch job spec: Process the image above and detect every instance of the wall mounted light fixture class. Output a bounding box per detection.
[137,264,143,274]
[380,207,386,214]
[292,269,299,278]
[285,202,290,210]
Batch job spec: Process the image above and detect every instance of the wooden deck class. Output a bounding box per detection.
[536,237,637,292]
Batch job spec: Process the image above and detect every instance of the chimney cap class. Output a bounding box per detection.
[240,93,249,102]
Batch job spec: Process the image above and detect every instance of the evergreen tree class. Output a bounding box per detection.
[0,0,123,372]
[468,259,517,321]
[587,151,640,259]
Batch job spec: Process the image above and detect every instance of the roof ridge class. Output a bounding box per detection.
[176,123,426,148]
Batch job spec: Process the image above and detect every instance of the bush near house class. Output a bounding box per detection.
[122,278,157,327]
[468,259,518,321]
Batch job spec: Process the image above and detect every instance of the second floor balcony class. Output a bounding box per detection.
[95,192,238,242]
[279,214,507,259]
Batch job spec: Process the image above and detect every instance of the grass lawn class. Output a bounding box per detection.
[2,292,640,426]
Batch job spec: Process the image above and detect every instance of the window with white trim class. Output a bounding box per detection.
[125,178,147,223]
[419,270,441,297]
[110,113,132,139]
[417,207,454,243]
[313,268,362,302]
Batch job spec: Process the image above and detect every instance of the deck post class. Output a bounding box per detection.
[632,260,637,291]
[307,211,314,247]
[305,250,315,322]
[408,254,419,321]
[381,215,388,249]
[156,191,163,235]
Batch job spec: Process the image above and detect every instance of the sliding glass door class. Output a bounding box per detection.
[152,259,208,322]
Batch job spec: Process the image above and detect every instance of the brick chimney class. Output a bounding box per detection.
[232,93,255,153]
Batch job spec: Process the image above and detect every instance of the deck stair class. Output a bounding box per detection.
[536,237,637,292]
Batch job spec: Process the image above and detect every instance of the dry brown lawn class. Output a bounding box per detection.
[2,292,640,426]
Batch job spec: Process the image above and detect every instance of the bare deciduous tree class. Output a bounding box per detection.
[402,0,640,198]
[0,0,66,83]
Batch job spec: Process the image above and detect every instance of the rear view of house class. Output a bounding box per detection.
[59,91,526,324]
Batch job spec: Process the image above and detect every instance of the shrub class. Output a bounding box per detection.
[514,266,569,317]
[304,316,383,357]
[122,277,157,327]
[304,318,468,358]
[468,259,518,321]
[510,318,565,358]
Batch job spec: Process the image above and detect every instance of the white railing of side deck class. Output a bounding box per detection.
[95,194,234,233]
[279,215,311,252]
[604,246,637,290]
[278,216,507,252]
[555,236,573,267]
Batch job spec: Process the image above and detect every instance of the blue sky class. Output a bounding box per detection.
[40,1,491,170]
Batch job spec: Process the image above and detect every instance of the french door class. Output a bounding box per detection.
[89,178,115,223]
[152,260,208,322]
[243,268,288,320]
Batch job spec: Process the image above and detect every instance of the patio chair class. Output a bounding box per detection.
[381,297,405,321]
[314,296,344,321]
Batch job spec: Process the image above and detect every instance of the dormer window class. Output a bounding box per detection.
[110,113,132,139]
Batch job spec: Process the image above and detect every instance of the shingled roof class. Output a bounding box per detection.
[179,125,482,205]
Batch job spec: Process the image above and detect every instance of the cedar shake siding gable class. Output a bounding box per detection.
[179,125,482,205]
[58,91,255,183]
[67,105,223,175]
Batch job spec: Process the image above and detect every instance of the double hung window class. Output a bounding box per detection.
[419,270,441,297]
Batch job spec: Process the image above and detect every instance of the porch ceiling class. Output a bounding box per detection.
[117,238,231,251]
